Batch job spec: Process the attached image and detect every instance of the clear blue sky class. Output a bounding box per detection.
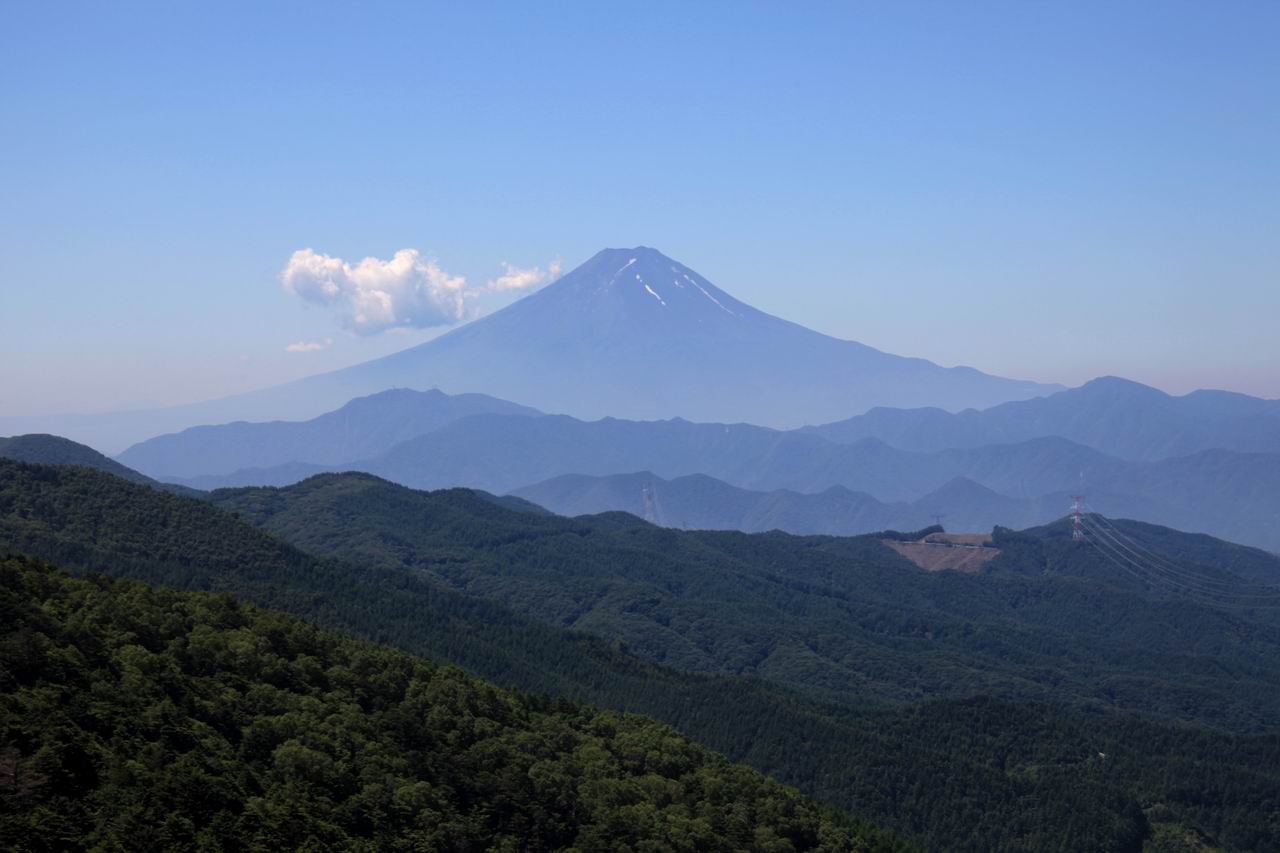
[3,1,1278,416]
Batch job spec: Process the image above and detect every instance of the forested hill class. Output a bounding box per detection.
[0,433,155,485]
[210,471,1280,732]
[1006,515,1280,587]
[0,433,199,496]
[0,556,877,852]
[5,458,1280,851]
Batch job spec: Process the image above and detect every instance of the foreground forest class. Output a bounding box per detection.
[0,556,886,851]
[3,458,1280,851]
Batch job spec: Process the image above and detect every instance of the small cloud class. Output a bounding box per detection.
[486,258,563,292]
[280,247,561,335]
[281,248,468,335]
[285,338,333,353]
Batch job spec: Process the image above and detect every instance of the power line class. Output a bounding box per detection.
[1082,528,1275,608]
[1072,510,1280,607]
[1082,504,1280,596]
[1080,519,1225,595]
[1081,518,1257,601]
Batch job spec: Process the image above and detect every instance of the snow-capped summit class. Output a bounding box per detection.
[459,247,768,344]
[558,246,744,319]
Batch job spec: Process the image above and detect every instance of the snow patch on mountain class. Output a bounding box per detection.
[644,283,667,306]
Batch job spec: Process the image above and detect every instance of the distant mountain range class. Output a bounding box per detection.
[804,375,1280,460]
[506,454,1279,551]
[12,363,1280,552]
[0,246,1058,453]
[152,407,1124,499]
[101,382,1280,551]
[116,388,537,480]
[509,471,1117,538]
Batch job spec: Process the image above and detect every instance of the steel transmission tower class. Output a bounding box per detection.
[1070,496,1085,541]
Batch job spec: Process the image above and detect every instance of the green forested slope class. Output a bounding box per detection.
[0,556,873,852]
[0,434,152,484]
[0,433,199,496]
[1004,516,1280,587]
[209,472,1280,731]
[4,459,1280,851]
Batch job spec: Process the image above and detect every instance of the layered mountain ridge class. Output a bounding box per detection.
[509,471,1070,537]
[97,384,1280,551]
[116,387,538,480]
[805,375,1280,459]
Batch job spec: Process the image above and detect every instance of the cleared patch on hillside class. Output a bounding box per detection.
[883,532,999,573]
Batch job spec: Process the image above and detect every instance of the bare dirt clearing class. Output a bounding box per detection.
[883,532,999,573]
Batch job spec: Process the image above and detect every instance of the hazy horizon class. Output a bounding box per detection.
[6,242,1278,422]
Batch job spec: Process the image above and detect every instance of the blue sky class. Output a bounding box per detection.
[2,1,1278,415]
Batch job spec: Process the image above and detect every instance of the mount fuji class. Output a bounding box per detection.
[2,247,1060,451]
[316,246,1059,428]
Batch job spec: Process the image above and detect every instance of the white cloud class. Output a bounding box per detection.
[285,338,333,353]
[281,248,469,335]
[487,258,563,292]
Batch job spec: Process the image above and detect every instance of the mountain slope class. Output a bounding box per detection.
[0,433,199,496]
[0,247,1059,452]
[0,433,156,485]
[806,376,1280,460]
[207,471,1280,730]
[1015,513,1280,588]
[0,556,878,853]
[6,460,1280,850]
[117,387,540,479]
